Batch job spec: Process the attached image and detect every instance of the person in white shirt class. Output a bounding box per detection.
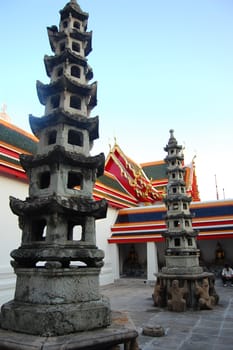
[221,264,233,286]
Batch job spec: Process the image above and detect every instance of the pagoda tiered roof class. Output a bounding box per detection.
[10,194,107,219]
[20,146,105,177]
[29,110,99,140]
[44,51,93,79]
[47,26,92,56]
[36,77,97,105]
[60,1,89,21]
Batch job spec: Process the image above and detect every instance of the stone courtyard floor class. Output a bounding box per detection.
[101,278,233,350]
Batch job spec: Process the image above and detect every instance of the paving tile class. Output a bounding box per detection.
[101,279,233,350]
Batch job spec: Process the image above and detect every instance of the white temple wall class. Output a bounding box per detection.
[110,243,120,280]
[96,206,118,285]
[0,175,28,305]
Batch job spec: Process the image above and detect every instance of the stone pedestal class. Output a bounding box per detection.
[0,311,139,350]
[1,267,111,336]
[154,272,219,310]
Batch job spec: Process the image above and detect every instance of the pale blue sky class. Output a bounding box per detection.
[1,1,233,201]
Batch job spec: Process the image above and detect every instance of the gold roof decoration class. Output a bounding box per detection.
[0,104,11,123]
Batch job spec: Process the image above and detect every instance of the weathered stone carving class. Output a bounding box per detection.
[143,325,165,337]
[195,278,216,310]
[167,279,188,312]
[152,277,165,307]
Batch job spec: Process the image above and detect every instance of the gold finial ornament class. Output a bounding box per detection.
[0,104,11,122]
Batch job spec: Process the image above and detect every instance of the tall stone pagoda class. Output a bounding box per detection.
[0,1,138,348]
[163,129,202,276]
[153,130,218,311]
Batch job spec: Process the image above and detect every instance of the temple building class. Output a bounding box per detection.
[1,112,233,305]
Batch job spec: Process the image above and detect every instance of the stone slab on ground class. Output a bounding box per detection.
[0,311,138,350]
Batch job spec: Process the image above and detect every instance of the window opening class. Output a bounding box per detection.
[32,219,46,241]
[71,65,81,78]
[188,238,193,246]
[174,238,180,246]
[57,67,63,77]
[60,42,65,52]
[63,21,68,28]
[48,130,57,145]
[173,203,179,210]
[72,41,80,53]
[67,172,82,190]
[73,225,82,241]
[74,21,80,29]
[39,171,50,189]
[70,95,81,109]
[68,222,83,241]
[68,129,83,146]
[51,95,60,109]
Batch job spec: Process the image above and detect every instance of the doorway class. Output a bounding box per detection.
[119,243,147,278]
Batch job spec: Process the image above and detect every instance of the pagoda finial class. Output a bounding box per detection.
[167,128,178,146]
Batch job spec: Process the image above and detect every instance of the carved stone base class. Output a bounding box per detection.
[153,272,219,311]
[0,267,111,336]
[0,311,139,350]
[1,297,111,336]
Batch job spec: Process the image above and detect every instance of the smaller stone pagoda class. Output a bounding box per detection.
[153,130,219,311]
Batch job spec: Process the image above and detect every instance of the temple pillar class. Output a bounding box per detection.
[110,243,120,280]
[147,242,158,281]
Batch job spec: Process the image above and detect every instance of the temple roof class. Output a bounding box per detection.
[109,199,233,243]
[0,118,37,181]
[104,143,163,205]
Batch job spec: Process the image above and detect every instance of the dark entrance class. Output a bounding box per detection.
[119,243,147,278]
